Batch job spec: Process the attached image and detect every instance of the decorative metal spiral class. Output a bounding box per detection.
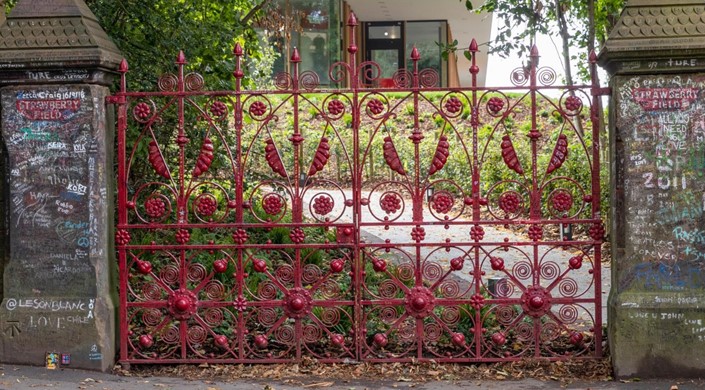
[162,325,180,344]
[537,67,557,86]
[515,322,534,341]
[257,281,278,300]
[187,325,208,344]
[380,306,399,324]
[160,265,180,285]
[319,307,341,327]
[188,263,207,283]
[318,279,342,299]
[422,261,443,282]
[440,306,460,325]
[204,280,225,300]
[540,322,561,341]
[302,324,322,343]
[257,307,278,326]
[158,73,178,91]
[495,305,516,325]
[141,283,162,301]
[419,68,439,88]
[439,280,460,298]
[558,278,579,297]
[275,264,295,284]
[424,322,443,341]
[512,261,533,280]
[274,72,293,90]
[185,72,205,91]
[378,280,400,298]
[558,304,579,324]
[142,308,162,327]
[203,308,225,326]
[398,319,415,340]
[493,278,515,298]
[396,263,415,282]
[392,69,412,88]
[275,324,296,345]
[299,70,320,91]
[540,262,560,280]
[302,264,322,285]
[510,67,529,86]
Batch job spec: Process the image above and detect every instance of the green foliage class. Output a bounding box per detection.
[8,0,278,90]
[461,0,624,83]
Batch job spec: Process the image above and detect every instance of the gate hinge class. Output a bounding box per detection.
[106,95,126,104]
[591,87,611,96]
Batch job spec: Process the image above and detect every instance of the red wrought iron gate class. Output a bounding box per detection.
[110,16,605,364]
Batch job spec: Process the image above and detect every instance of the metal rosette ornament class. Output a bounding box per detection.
[304,181,347,224]
[188,182,233,224]
[362,93,391,120]
[366,182,410,225]
[248,185,289,224]
[486,180,529,220]
[426,180,468,224]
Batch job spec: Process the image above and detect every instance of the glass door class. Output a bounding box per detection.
[365,22,404,87]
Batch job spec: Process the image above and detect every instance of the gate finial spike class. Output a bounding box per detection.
[119,58,128,73]
[291,47,301,63]
[347,12,358,27]
[411,46,420,61]
[589,49,598,64]
[176,50,187,64]
[530,45,539,58]
[469,39,478,52]
[234,42,244,57]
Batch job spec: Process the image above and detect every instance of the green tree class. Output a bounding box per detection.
[88,0,275,90]
[6,0,277,90]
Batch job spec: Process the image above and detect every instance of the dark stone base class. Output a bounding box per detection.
[0,296,114,371]
[610,291,705,378]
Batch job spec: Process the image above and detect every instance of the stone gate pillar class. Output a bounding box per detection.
[0,0,121,371]
[599,0,705,378]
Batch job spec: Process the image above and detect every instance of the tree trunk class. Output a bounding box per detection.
[555,0,584,136]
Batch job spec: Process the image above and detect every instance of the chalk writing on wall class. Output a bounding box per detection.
[616,74,705,290]
[1,86,99,293]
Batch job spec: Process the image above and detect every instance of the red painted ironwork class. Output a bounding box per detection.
[111,14,605,364]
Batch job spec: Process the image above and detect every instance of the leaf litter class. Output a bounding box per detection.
[115,356,612,387]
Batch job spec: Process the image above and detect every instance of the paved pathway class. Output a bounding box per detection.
[0,364,698,390]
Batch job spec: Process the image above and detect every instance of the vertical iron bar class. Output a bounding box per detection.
[589,50,603,357]
[233,43,245,360]
[528,45,541,358]
[347,12,362,362]
[291,48,303,361]
[468,39,482,359]
[116,59,129,363]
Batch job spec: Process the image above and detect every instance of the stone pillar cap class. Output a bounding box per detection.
[598,0,705,74]
[0,0,122,72]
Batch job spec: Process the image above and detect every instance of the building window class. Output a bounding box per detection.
[405,21,447,87]
[262,0,342,86]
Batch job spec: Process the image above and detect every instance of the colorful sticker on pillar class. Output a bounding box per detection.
[61,353,70,365]
[89,344,102,361]
[46,352,59,369]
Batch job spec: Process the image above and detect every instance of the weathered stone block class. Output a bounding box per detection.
[610,292,705,377]
[0,84,115,371]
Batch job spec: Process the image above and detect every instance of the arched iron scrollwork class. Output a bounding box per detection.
[111,12,603,365]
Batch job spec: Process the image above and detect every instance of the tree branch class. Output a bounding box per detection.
[241,0,272,26]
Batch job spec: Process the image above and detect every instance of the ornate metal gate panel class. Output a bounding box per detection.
[111,16,605,364]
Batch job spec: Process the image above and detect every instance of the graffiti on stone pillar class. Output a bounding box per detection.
[616,74,705,290]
